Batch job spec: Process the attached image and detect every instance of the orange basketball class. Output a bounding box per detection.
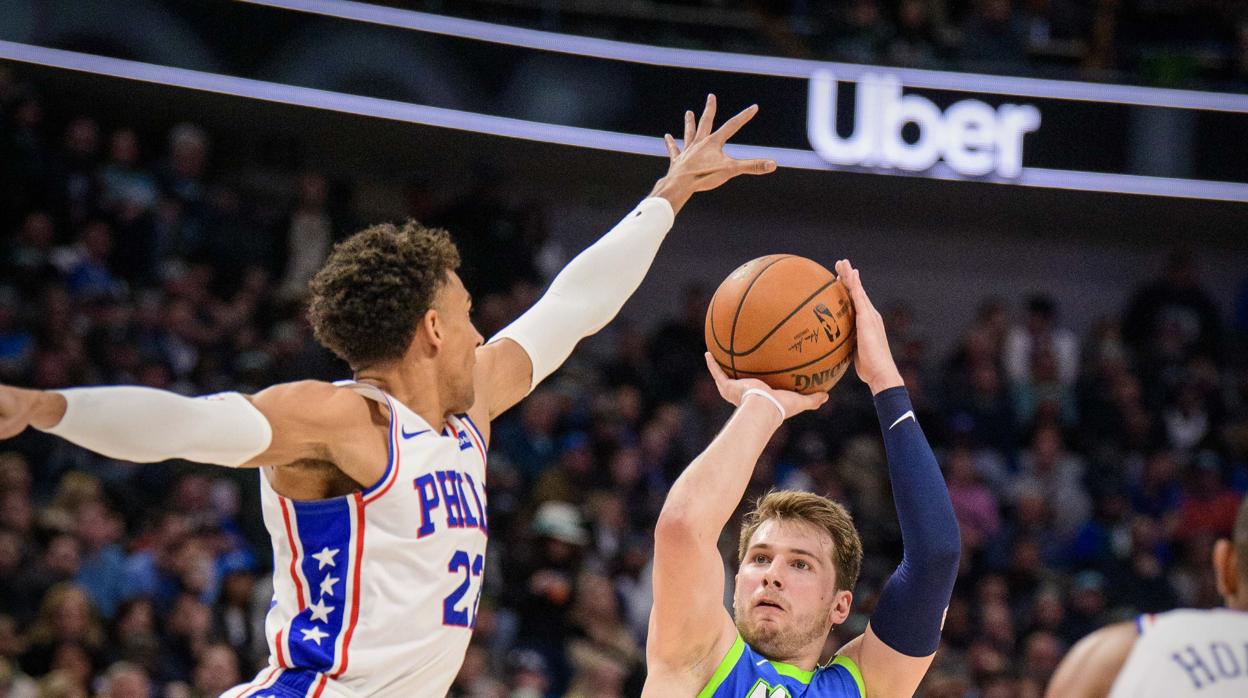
[705,255,856,395]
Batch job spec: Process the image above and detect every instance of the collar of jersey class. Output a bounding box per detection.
[393,398,450,437]
[338,379,449,436]
[767,659,815,684]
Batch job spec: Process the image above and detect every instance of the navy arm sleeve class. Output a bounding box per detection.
[867,386,961,657]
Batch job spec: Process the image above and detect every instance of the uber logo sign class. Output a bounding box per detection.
[807,69,1041,178]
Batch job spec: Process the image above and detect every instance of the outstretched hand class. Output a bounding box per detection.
[0,384,46,439]
[651,94,776,214]
[704,353,827,420]
[834,259,903,395]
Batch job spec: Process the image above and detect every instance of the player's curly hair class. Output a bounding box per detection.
[738,490,863,593]
[308,220,461,370]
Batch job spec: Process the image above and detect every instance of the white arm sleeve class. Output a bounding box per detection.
[491,196,675,392]
[38,387,273,467]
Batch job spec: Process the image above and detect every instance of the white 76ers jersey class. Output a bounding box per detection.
[1108,609,1248,698]
[225,382,489,698]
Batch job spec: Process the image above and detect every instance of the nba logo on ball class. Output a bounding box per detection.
[706,255,856,395]
[807,70,1041,178]
[813,302,841,342]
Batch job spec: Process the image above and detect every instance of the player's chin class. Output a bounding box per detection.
[748,608,787,630]
[453,386,476,414]
[741,617,784,647]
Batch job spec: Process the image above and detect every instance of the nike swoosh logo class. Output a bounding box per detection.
[889,410,916,430]
[400,427,430,440]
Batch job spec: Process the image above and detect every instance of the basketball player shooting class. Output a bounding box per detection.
[642,261,961,698]
[1045,493,1248,698]
[0,95,773,698]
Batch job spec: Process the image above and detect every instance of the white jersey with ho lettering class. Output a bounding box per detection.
[1108,608,1248,698]
[225,382,489,698]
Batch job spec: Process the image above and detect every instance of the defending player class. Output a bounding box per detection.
[643,260,960,698]
[1046,494,1248,698]
[0,95,773,698]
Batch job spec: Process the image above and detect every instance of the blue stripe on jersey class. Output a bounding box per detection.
[461,413,486,448]
[273,668,317,696]
[287,497,353,672]
[236,668,318,698]
[359,397,398,497]
[699,636,864,698]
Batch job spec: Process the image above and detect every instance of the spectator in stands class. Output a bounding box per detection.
[884,0,948,67]
[1124,248,1223,371]
[46,117,101,233]
[829,0,891,63]
[274,171,339,303]
[96,660,152,698]
[1006,295,1080,389]
[19,584,104,680]
[962,0,1030,68]
[190,643,242,698]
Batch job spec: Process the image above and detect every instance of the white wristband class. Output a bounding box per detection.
[741,388,785,421]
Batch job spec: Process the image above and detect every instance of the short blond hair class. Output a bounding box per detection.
[738,490,863,593]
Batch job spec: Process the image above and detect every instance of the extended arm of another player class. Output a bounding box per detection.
[1045,622,1137,698]
[476,195,676,420]
[477,96,775,420]
[0,380,366,468]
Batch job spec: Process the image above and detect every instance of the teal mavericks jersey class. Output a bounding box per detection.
[698,635,866,698]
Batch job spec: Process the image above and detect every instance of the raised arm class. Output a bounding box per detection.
[644,355,826,694]
[471,95,776,424]
[833,260,962,698]
[0,380,386,482]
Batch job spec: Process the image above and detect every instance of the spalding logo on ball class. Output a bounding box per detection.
[705,255,856,395]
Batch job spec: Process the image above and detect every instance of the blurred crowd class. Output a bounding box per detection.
[434,0,1248,88]
[2,69,1248,698]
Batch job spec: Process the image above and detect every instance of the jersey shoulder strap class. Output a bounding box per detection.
[332,379,390,406]
[698,635,747,698]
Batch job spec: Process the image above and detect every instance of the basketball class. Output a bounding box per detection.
[705,255,856,395]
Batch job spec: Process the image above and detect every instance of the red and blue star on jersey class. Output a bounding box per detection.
[229,493,365,697]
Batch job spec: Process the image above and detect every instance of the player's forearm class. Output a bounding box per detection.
[869,386,961,657]
[36,386,272,466]
[491,197,675,392]
[657,396,782,538]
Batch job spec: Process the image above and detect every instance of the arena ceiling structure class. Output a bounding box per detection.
[1,0,1247,202]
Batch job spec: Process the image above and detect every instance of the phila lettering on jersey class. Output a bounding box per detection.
[1108,608,1248,698]
[226,381,489,698]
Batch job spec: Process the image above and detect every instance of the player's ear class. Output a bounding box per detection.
[829,589,852,626]
[1213,539,1238,601]
[419,308,444,349]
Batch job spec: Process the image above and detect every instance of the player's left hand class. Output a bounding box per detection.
[704,352,827,420]
[0,384,60,439]
[650,94,776,214]
[835,259,903,395]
